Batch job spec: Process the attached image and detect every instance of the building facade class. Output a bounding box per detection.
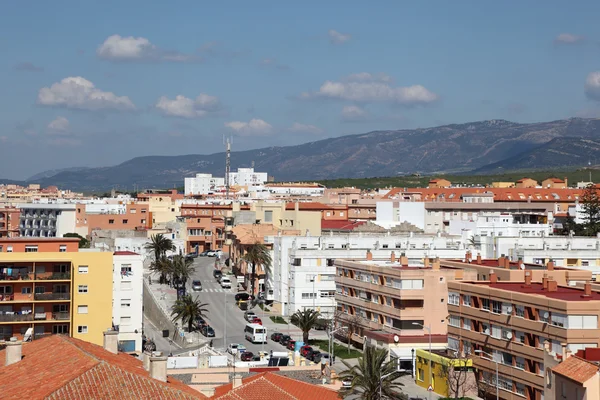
[18,204,76,238]
[184,173,225,196]
[112,251,143,353]
[228,167,268,187]
[0,207,20,238]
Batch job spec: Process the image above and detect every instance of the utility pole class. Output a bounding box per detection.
[224,289,227,350]
[225,137,231,200]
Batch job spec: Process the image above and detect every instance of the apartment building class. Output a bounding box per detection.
[228,167,268,187]
[264,183,325,197]
[18,204,76,238]
[251,201,322,236]
[184,173,225,195]
[136,190,183,226]
[447,275,600,400]
[75,202,152,237]
[334,254,477,368]
[0,238,112,346]
[0,207,20,238]
[112,251,143,353]
[180,203,234,253]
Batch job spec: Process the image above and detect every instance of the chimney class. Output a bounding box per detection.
[547,280,558,292]
[423,257,430,268]
[524,271,532,286]
[103,329,119,354]
[476,253,482,265]
[465,251,470,263]
[584,282,592,297]
[432,257,440,270]
[233,374,243,388]
[561,342,569,360]
[149,352,168,382]
[366,250,373,261]
[504,257,511,269]
[390,252,396,263]
[400,253,409,266]
[564,177,568,188]
[200,388,216,397]
[542,276,548,290]
[498,255,505,268]
[489,269,497,283]
[5,338,22,366]
[547,260,555,271]
[143,351,151,371]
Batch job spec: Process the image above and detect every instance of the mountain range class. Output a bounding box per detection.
[3,117,600,192]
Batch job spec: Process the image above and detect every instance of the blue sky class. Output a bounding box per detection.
[2,1,600,179]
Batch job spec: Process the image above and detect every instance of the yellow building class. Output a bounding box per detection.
[0,250,113,346]
[491,181,515,188]
[415,349,476,398]
[248,201,322,236]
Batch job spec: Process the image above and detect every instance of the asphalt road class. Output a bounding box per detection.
[184,256,300,358]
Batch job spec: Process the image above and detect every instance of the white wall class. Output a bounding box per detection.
[184,174,225,195]
[113,253,144,352]
[375,202,425,230]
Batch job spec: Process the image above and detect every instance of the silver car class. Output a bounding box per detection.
[192,280,202,291]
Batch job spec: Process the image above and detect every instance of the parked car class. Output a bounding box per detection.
[315,353,331,364]
[279,335,291,345]
[199,251,210,257]
[186,253,198,258]
[341,377,352,388]
[192,280,202,291]
[213,270,223,281]
[308,350,321,362]
[300,345,313,358]
[201,325,215,337]
[244,311,257,323]
[286,340,296,351]
[240,351,255,361]
[195,317,207,327]
[227,343,240,354]
[270,332,283,342]
[251,317,262,325]
[235,292,253,302]
[207,250,223,257]
[220,277,232,289]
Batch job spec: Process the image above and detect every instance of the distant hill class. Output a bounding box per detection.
[17,117,600,192]
[27,167,92,182]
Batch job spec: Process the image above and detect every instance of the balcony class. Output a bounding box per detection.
[34,293,70,301]
[52,311,70,321]
[35,272,71,281]
[0,313,34,322]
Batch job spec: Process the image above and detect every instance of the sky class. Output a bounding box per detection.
[2,1,600,179]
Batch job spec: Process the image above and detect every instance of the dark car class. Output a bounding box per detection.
[235,292,253,302]
[270,332,283,342]
[279,335,291,346]
[213,270,223,280]
[309,350,321,362]
[186,253,198,258]
[286,340,296,351]
[315,353,331,364]
[201,325,215,337]
[240,351,254,362]
[199,251,210,256]
[300,345,313,358]
[251,355,261,362]
[195,317,207,328]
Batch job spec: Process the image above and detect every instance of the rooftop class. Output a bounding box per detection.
[365,330,448,344]
[114,251,140,256]
[552,356,600,384]
[321,220,366,231]
[575,348,600,363]
[475,281,600,301]
[384,187,586,202]
[0,335,205,400]
[0,237,80,243]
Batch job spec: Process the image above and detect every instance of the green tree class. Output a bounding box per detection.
[171,295,209,333]
[63,233,89,248]
[290,309,320,343]
[242,242,272,296]
[149,256,172,285]
[581,184,600,236]
[338,345,408,400]
[171,255,196,296]
[145,233,175,262]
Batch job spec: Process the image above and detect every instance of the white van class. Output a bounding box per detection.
[220,277,232,289]
[244,323,267,344]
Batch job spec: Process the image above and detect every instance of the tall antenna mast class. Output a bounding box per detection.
[225,137,231,200]
[589,160,593,183]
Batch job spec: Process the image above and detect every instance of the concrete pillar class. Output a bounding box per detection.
[143,351,151,371]
[5,339,22,366]
[103,329,119,354]
[149,352,168,382]
[233,374,243,388]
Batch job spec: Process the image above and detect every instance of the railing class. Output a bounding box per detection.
[0,295,15,301]
[0,313,33,322]
[34,312,47,320]
[36,272,71,280]
[34,333,52,340]
[34,293,70,301]
[52,312,70,320]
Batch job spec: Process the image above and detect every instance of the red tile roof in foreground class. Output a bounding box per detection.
[113,251,140,256]
[212,371,339,400]
[0,335,205,400]
[552,356,599,384]
[474,282,600,301]
[321,220,366,230]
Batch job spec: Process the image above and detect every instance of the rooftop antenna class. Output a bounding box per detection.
[224,135,232,200]
[251,160,255,169]
[589,160,593,184]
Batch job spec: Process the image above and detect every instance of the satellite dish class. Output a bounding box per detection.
[506,332,513,339]
[543,311,549,319]
[507,306,513,314]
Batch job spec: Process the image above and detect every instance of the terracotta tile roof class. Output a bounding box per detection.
[321,220,366,230]
[0,335,205,400]
[285,202,345,210]
[231,224,300,245]
[552,356,599,384]
[384,187,585,202]
[114,251,140,256]
[212,372,339,400]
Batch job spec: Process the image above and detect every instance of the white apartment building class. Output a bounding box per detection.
[228,168,268,187]
[271,233,470,317]
[184,173,225,196]
[18,204,76,238]
[449,212,553,237]
[265,184,325,197]
[112,251,143,353]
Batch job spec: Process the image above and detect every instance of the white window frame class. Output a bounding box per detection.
[78,285,88,293]
[78,266,88,274]
[77,305,88,314]
[449,315,461,327]
[77,325,88,334]
[462,294,471,307]
[448,292,460,306]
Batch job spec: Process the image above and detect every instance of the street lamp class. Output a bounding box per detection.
[412,322,432,400]
[309,274,316,310]
[475,349,499,400]
[328,326,347,367]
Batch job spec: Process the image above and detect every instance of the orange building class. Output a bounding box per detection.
[542,177,567,189]
[285,202,349,221]
[76,203,152,237]
[429,178,452,188]
[0,207,20,238]
[0,237,79,253]
[516,177,539,188]
[180,204,239,253]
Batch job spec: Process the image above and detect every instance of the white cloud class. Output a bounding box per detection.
[585,72,600,101]
[554,33,585,45]
[155,94,220,118]
[288,122,323,134]
[224,119,273,136]
[341,105,368,121]
[47,116,70,133]
[97,34,196,62]
[304,73,439,106]
[37,77,135,111]
[329,29,351,44]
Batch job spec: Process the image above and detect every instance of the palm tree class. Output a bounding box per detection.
[171,255,196,296]
[290,309,320,344]
[339,345,408,400]
[145,233,175,262]
[242,242,272,296]
[171,295,209,333]
[149,256,172,284]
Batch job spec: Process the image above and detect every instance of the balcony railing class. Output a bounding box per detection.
[52,312,70,320]
[0,313,34,322]
[34,293,70,301]
[35,272,71,281]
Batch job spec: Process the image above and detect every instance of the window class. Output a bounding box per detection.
[538,309,550,323]
[52,325,69,334]
[59,245,67,252]
[515,382,525,396]
[6,246,12,253]
[463,294,472,307]
[568,315,598,329]
[77,326,88,334]
[264,210,273,223]
[122,219,128,224]
[34,287,45,294]
[78,285,88,293]
[78,266,88,274]
[400,279,423,289]
[515,304,525,318]
[449,315,461,327]
[108,219,114,224]
[301,293,316,299]
[120,265,132,277]
[448,292,460,305]
[491,325,502,339]
[141,209,147,213]
[25,245,38,252]
[77,305,88,314]
[502,302,512,315]
[551,313,567,328]
[482,322,490,335]
[538,336,547,349]
[482,298,490,311]
[120,281,132,290]
[130,209,137,214]
[120,316,131,325]
[418,368,424,381]
[121,299,131,308]
[501,327,512,340]
[448,337,459,351]
[463,318,471,330]
[515,330,525,344]
[491,300,502,314]
[463,340,472,355]
[21,287,32,294]
[141,219,146,224]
